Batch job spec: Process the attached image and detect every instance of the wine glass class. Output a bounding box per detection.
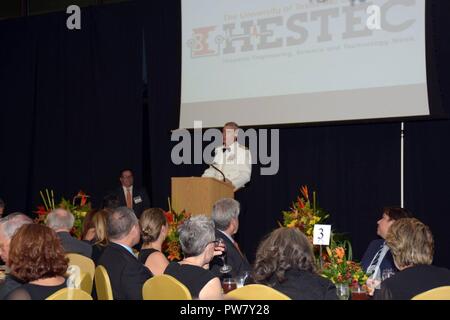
[215,238,232,274]
[336,283,350,300]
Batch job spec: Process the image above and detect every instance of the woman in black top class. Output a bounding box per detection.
[375,218,450,300]
[138,208,170,275]
[164,215,222,299]
[253,227,338,300]
[7,224,69,300]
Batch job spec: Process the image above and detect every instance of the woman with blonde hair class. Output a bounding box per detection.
[138,208,170,275]
[375,218,450,300]
[85,210,110,264]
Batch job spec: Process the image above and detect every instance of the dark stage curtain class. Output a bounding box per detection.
[0,1,144,212]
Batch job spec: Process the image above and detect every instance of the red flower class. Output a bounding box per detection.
[164,211,174,223]
[34,205,48,216]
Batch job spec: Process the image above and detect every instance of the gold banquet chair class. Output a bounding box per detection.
[46,288,93,300]
[66,254,95,284]
[142,275,192,300]
[225,284,291,300]
[412,286,450,300]
[95,265,113,300]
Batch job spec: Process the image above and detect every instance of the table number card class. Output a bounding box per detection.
[313,224,331,246]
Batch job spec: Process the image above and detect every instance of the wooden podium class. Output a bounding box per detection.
[171,177,234,216]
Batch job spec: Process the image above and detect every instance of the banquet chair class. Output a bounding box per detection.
[66,253,95,284]
[412,286,450,300]
[142,275,192,300]
[79,272,93,294]
[46,288,93,300]
[95,265,113,300]
[225,284,291,300]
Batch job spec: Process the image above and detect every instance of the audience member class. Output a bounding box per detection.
[209,198,251,278]
[253,227,338,300]
[46,208,92,258]
[375,218,450,300]
[97,207,151,300]
[112,169,150,218]
[361,207,412,278]
[7,224,68,300]
[0,213,33,299]
[102,193,120,212]
[81,209,99,241]
[138,208,169,275]
[164,215,223,300]
[86,210,110,264]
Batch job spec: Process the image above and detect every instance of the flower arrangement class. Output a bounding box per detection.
[34,189,91,239]
[282,185,368,287]
[282,185,329,241]
[162,198,191,261]
[321,245,368,287]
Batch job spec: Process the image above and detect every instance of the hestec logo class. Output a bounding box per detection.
[187,0,416,58]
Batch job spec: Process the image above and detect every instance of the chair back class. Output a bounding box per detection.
[79,272,93,294]
[142,275,192,300]
[66,253,95,283]
[226,284,291,300]
[46,288,93,300]
[412,286,450,300]
[95,265,113,300]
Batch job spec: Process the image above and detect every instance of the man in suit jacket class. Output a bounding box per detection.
[46,208,92,258]
[97,207,151,300]
[113,169,150,218]
[209,198,251,278]
[361,207,412,289]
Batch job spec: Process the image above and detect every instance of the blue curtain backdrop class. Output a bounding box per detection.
[0,0,449,267]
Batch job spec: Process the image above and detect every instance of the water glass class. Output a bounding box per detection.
[336,283,350,300]
[222,278,237,294]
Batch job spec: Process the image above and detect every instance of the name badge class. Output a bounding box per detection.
[133,196,142,204]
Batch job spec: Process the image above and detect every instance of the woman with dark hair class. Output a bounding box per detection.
[138,208,169,275]
[253,227,337,300]
[7,224,69,300]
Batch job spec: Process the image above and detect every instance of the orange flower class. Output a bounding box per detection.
[300,185,309,200]
[334,247,345,260]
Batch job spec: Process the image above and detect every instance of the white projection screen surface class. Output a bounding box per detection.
[180,0,429,129]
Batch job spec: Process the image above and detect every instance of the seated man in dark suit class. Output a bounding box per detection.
[97,207,151,300]
[209,198,251,278]
[360,207,412,293]
[46,208,92,258]
[112,169,150,219]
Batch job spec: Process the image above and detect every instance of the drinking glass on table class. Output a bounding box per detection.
[336,283,350,300]
[222,278,237,294]
[235,271,251,288]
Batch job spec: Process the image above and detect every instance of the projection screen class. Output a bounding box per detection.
[180,0,429,128]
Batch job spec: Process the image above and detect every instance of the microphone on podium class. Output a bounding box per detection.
[210,164,226,183]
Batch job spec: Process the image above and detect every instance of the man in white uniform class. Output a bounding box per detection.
[202,122,251,191]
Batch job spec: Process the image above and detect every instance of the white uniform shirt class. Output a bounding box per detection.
[202,142,252,191]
